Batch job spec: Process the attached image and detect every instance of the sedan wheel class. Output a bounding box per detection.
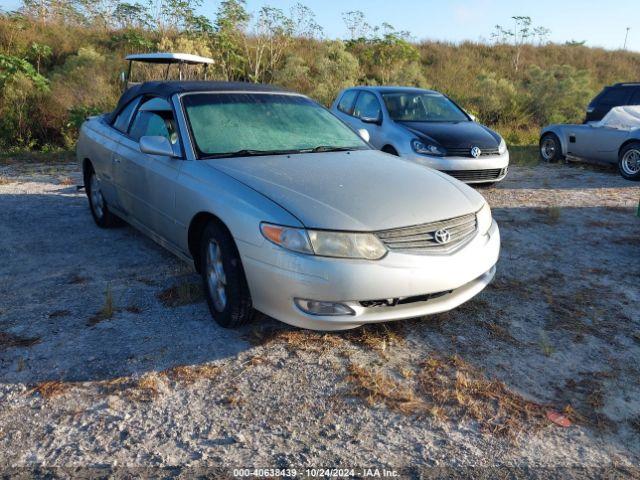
[89,174,105,220]
[618,143,640,181]
[206,240,228,312]
[199,221,254,328]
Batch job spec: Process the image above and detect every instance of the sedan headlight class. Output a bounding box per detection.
[476,202,492,235]
[261,223,387,260]
[411,139,446,157]
[498,137,507,155]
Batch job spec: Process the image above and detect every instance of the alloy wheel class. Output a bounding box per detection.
[621,149,640,175]
[206,239,227,312]
[90,174,105,220]
[541,137,556,161]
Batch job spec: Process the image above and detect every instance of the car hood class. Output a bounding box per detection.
[397,121,500,149]
[204,150,485,231]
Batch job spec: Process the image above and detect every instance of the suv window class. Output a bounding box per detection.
[129,98,180,153]
[598,87,631,106]
[113,98,140,133]
[629,88,640,105]
[353,91,381,120]
[337,90,358,114]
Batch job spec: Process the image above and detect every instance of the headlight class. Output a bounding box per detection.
[498,137,507,155]
[476,202,492,235]
[261,223,387,260]
[411,139,446,156]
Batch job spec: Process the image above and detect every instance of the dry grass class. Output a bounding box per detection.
[347,354,549,437]
[344,323,406,357]
[0,331,41,350]
[48,309,70,318]
[58,176,75,185]
[0,176,11,185]
[87,284,115,326]
[29,381,70,399]
[125,373,166,402]
[542,206,561,224]
[67,274,88,285]
[125,305,143,314]
[166,364,221,385]
[157,282,204,307]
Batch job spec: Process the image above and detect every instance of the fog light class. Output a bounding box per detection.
[294,298,355,316]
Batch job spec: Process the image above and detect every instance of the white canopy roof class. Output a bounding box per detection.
[596,105,640,130]
[125,53,214,65]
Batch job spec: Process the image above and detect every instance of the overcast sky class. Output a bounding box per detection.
[2,0,638,51]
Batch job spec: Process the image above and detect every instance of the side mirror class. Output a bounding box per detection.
[360,113,382,125]
[139,136,177,157]
[358,128,370,142]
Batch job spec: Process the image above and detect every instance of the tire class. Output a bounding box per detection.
[618,142,640,181]
[539,133,563,163]
[381,145,399,156]
[199,221,254,328]
[85,166,120,228]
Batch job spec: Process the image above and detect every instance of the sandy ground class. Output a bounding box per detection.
[0,160,639,477]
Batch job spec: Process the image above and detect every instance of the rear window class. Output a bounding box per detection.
[337,90,358,114]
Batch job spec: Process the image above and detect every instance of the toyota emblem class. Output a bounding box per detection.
[470,146,482,158]
[434,229,451,245]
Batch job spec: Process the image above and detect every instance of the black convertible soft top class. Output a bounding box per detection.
[107,81,292,124]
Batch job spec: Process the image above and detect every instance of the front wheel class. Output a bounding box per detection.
[618,142,640,181]
[199,221,254,328]
[86,169,120,228]
[539,133,563,163]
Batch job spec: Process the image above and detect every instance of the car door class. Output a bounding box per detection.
[114,97,183,244]
[351,91,385,149]
[566,124,603,159]
[332,89,359,129]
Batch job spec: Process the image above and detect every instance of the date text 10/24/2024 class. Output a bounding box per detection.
[232,468,400,478]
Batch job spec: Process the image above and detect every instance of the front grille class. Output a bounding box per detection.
[360,290,452,308]
[442,168,507,182]
[446,147,500,157]
[376,213,477,254]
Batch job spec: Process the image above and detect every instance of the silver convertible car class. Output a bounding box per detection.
[77,81,500,331]
[540,106,640,181]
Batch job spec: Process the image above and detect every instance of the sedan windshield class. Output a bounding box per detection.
[183,93,368,158]
[382,92,469,123]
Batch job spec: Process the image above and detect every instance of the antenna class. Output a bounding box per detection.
[623,27,630,50]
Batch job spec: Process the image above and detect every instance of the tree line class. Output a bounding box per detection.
[1,0,639,151]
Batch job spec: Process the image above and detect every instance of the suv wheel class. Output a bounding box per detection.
[618,142,640,181]
[539,133,563,163]
[199,221,254,328]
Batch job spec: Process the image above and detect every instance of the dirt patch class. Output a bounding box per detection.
[0,332,41,350]
[156,281,204,307]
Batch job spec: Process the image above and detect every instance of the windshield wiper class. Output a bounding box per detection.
[201,149,302,159]
[302,146,361,153]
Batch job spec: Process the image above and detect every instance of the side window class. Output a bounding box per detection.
[112,98,140,133]
[353,92,381,121]
[599,88,630,106]
[337,90,358,114]
[128,98,180,154]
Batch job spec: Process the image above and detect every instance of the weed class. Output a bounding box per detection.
[48,309,70,318]
[68,274,88,284]
[539,331,555,356]
[125,305,143,314]
[87,284,115,326]
[544,206,561,224]
[157,281,204,307]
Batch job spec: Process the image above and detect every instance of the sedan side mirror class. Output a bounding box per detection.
[139,136,177,157]
[360,113,382,125]
[358,128,370,142]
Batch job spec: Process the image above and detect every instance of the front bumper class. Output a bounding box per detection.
[402,151,510,183]
[239,220,500,331]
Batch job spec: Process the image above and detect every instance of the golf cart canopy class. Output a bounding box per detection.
[122,52,215,89]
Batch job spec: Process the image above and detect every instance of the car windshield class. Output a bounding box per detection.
[382,92,469,123]
[183,93,368,158]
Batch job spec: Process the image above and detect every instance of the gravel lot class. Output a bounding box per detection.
[0,159,639,477]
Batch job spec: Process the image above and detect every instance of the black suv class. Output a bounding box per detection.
[585,82,640,122]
